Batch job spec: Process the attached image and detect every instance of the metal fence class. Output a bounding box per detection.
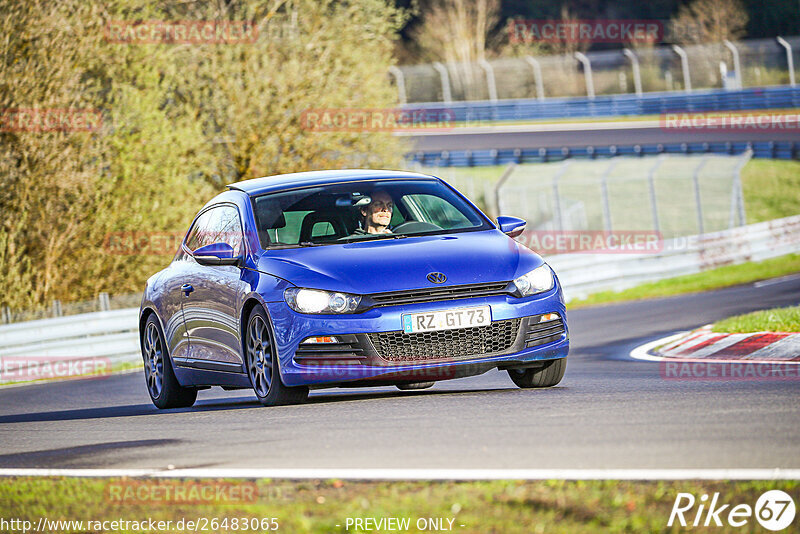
[1,292,141,325]
[498,152,750,239]
[393,36,800,103]
[548,213,800,300]
[416,151,751,240]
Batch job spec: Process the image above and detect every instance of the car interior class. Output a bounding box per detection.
[255,191,411,246]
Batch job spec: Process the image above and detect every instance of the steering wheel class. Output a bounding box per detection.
[392,221,442,234]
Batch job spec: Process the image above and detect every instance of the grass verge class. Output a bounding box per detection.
[0,478,796,533]
[713,305,800,333]
[423,157,800,223]
[446,108,800,130]
[568,253,800,309]
[740,159,800,223]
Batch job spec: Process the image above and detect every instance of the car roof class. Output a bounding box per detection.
[227,169,439,196]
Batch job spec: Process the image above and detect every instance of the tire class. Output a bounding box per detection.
[507,358,566,388]
[396,382,435,390]
[245,305,308,406]
[141,315,197,409]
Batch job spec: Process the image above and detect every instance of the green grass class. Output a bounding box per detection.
[448,107,800,130]
[423,155,800,225]
[0,477,796,533]
[713,305,800,333]
[569,253,800,308]
[741,159,800,223]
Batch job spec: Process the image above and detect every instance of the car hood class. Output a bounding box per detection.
[255,229,545,294]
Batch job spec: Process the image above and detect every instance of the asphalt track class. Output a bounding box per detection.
[408,122,800,151]
[0,276,799,471]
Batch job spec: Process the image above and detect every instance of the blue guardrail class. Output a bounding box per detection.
[402,86,800,122]
[404,86,800,165]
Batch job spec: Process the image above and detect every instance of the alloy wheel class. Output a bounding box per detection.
[143,322,164,399]
[247,314,273,397]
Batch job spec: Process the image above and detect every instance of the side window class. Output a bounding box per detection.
[311,221,335,238]
[185,210,215,251]
[185,205,244,255]
[270,210,311,244]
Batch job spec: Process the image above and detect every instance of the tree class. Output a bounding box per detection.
[412,0,500,99]
[0,0,408,310]
[670,0,749,44]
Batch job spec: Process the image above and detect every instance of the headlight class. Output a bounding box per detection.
[512,264,554,297]
[284,288,362,314]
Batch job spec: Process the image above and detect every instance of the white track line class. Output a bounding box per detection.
[629,332,689,362]
[1,468,799,480]
[754,273,800,288]
[394,120,662,136]
[630,332,800,365]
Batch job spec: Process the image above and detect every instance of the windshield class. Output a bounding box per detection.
[251,179,491,249]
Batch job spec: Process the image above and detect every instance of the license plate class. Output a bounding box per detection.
[402,306,491,334]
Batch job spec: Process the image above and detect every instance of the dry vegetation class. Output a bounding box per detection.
[0,0,408,309]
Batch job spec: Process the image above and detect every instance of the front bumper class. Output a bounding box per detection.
[266,285,569,387]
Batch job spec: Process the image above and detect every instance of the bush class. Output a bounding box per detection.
[0,0,408,309]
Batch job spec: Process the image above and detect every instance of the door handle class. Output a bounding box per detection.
[181,284,194,296]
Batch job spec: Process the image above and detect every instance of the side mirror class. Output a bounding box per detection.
[496,216,526,238]
[193,242,242,267]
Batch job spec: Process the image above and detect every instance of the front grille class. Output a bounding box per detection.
[524,316,566,348]
[368,281,511,308]
[368,318,521,362]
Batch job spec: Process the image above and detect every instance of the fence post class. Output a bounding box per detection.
[623,49,642,96]
[723,40,743,89]
[388,66,407,105]
[574,52,595,99]
[98,292,110,312]
[729,149,752,227]
[524,56,545,101]
[647,156,665,234]
[492,162,518,218]
[692,157,709,234]
[52,299,62,318]
[478,59,498,102]
[777,37,795,87]
[1,306,10,324]
[552,160,573,231]
[432,62,452,103]
[671,45,692,93]
[600,159,619,231]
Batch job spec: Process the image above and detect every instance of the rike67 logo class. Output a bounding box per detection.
[669,490,796,531]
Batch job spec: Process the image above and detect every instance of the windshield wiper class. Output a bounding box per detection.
[340,234,409,243]
[297,241,323,247]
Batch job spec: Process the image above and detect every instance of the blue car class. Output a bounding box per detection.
[139,170,569,408]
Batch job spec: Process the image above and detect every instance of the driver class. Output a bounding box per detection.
[351,189,394,235]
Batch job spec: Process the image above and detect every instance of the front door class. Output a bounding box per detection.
[181,204,248,368]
